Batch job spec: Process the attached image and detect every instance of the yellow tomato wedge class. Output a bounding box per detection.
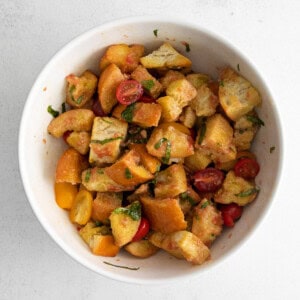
[54,182,78,210]
[70,190,93,225]
[90,235,120,257]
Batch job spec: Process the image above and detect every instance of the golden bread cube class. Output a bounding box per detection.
[131,65,162,99]
[79,222,111,245]
[219,67,261,121]
[184,149,212,172]
[65,131,90,155]
[81,167,135,192]
[99,44,144,73]
[47,109,95,138]
[214,170,259,206]
[196,114,236,163]
[124,240,159,258]
[92,192,122,223]
[55,148,89,184]
[154,164,187,198]
[186,73,210,89]
[89,117,127,166]
[159,70,185,90]
[157,96,182,122]
[66,70,98,108]
[105,149,154,186]
[109,201,141,247]
[149,231,210,265]
[179,106,197,128]
[140,196,187,233]
[192,199,223,246]
[140,42,192,69]
[97,63,125,114]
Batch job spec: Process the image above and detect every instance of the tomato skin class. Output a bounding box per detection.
[132,217,150,242]
[219,203,243,227]
[193,168,225,193]
[92,99,106,117]
[139,95,156,103]
[234,158,260,179]
[116,80,143,105]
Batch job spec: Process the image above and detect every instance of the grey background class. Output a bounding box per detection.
[1,0,299,299]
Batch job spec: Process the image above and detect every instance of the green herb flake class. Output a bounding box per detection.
[142,80,155,91]
[200,200,210,209]
[154,138,171,164]
[91,137,123,145]
[125,168,133,179]
[47,105,59,118]
[180,192,196,206]
[103,261,140,271]
[69,85,76,94]
[235,187,260,197]
[114,201,141,221]
[154,137,168,149]
[197,122,206,145]
[84,169,91,182]
[75,95,84,105]
[153,29,158,37]
[270,146,276,153]
[121,103,136,122]
[237,63,240,71]
[246,115,265,127]
[102,119,113,124]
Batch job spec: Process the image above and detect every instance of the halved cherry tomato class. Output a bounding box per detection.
[132,217,150,242]
[193,168,224,193]
[139,95,156,103]
[92,99,106,117]
[234,158,260,179]
[116,80,143,105]
[219,203,243,227]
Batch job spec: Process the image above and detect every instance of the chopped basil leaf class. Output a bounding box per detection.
[91,137,123,145]
[153,29,158,37]
[125,168,133,179]
[198,122,206,145]
[142,80,155,91]
[114,201,141,221]
[102,119,113,124]
[69,85,76,94]
[200,200,210,209]
[103,261,140,271]
[61,102,66,113]
[235,187,260,197]
[246,115,265,127]
[154,138,171,164]
[74,95,84,104]
[47,105,59,118]
[180,192,196,206]
[219,80,224,87]
[84,169,91,182]
[121,103,136,122]
[154,137,168,149]
[237,63,240,71]
[270,146,276,153]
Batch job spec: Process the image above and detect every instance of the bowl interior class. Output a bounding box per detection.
[19,17,282,284]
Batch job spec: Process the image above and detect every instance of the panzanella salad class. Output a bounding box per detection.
[47,42,263,265]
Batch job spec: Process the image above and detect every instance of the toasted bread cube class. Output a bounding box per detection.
[219,67,261,121]
[109,201,141,247]
[140,42,192,69]
[159,70,185,90]
[82,167,135,192]
[47,109,95,138]
[100,44,144,73]
[184,149,212,172]
[190,84,219,117]
[149,231,210,265]
[65,131,90,155]
[89,117,127,166]
[196,114,236,163]
[166,79,197,109]
[192,199,223,246]
[140,196,187,233]
[79,221,111,244]
[214,170,258,206]
[112,102,162,127]
[154,164,187,198]
[90,234,120,257]
[146,123,194,161]
[128,144,161,174]
[178,186,202,214]
[157,96,182,122]
[186,73,210,89]
[66,70,98,108]
[179,106,197,128]
[131,65,162,99]
[98,63,125,114]
[105,149,154,186]
[92,192,122,223]
[124,240,159,258]
[55,148,89,184]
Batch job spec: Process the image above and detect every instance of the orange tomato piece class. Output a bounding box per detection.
[54,182,78,209]
[91,235,120,257]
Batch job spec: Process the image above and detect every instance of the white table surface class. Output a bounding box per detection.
[1,0,299,299]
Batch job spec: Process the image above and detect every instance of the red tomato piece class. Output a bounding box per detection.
[132,217,150,242]
[92,99,106,117]
[193,168,225,193]
[234,158,260,179]
[139,95,156,103]
[219,203,243,227]
[116,80,143,105]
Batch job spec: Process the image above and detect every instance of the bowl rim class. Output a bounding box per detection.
[18,15,284,285]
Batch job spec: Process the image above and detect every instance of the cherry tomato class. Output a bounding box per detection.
[219,203,243,227]
[63,130,72,143]
[193,168,225,193]
[116,80,143,105]
[92,99,106,117]
[132,217,150,242]
[234,158,260,179]
[139,95,156,103]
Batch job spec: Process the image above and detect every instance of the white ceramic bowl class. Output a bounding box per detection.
[19,16,283,284]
